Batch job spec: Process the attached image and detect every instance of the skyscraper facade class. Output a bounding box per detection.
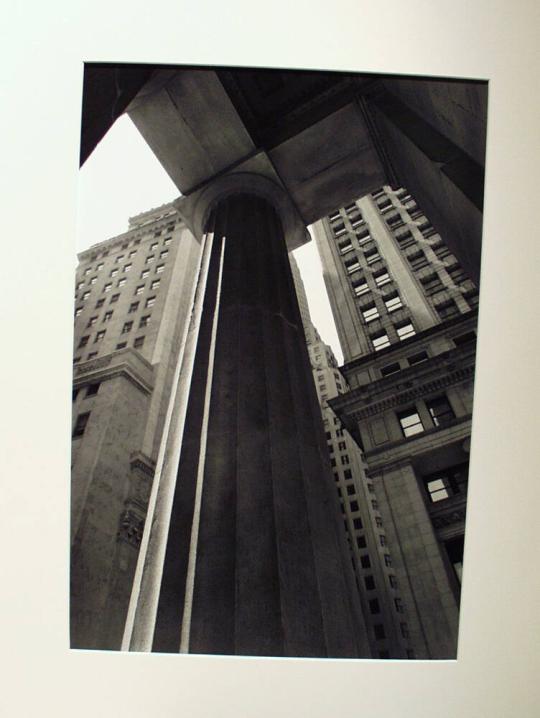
[311,185,478,658]
[291,256,414,658]
[71,203,203,649]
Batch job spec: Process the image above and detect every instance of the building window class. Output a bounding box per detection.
[150,242,159,251]
[86,382,100,397]
[371,500,378,510]
[364,575,375,590]
[110,268,119,277]
[76,281,85,290]
[134,336,145,348]
[373,624,385,640]
[370,331,389,352]
[409,251,430,271]
[353,517,363,530]
[135,285,145,295]
[344,258,361,274]
[344,469,352,480]
[73,357,81,364]
[151,279,161,290]
[353,278,370,296]
[160,249,169,259]
[89,276,97,285]
[357,536,367,549]
[103,283,112,293]
[360,555,371,569]
[346,485,355,496]
[87,316,97,327]
[397,408,424,437]
[72,412,90,438]
[141,269,150,279]
[389,575,398,589]
[116,342,127,350]
[339,240,354,254]
[86,352,98,360]
[94,330,105,343]
[453,331,476,347]
[84,268,91,276]
[129,250,137,258]
[437,300,460,321]
[156,264,165,274]
[146,255,155,264]
[421,273,445,295]
[362,304,380,323]
[426,394,455,428]
[380,362,401,377]
[448,266,467,285]
[75,307,83,316]
[118,278,127,287]
[78,336,89,348]
[423,463,469,504]
[349,500,359,512]
[394,598,404,613]
[139,315,150,328]
[82,291,90,300]
[369,599,381,615]
[338,441,346,451]
[407,350,428,365]
[121,321,133,334]
[365,249,381,265]
[374,271,391,287]
[146,296,156,308]
[384,554,392,567]
[123,263,132,273]
[384,294,403,313]
[110,293,119,303]
[129,302,139,313]
[341,455,349,465]
[396,322,416,341]
[400,622,409,638]
[116,254,124,264]
[375,516,383,528]
[95,299,105,308]
[379,535,386,546]
[395,230,416,249]
[164,237,172,246]
[102,311,113,323]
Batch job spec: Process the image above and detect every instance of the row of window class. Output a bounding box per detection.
[377,329,476,378]
[371,321,416,352]
[73,334,146,364]
[85,222,175,262]
[76,294,156,318]
[85,311,151,330]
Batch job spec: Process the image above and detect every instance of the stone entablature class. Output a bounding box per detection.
[333,361,475,423]
[73,347,154,395]
[363,418,472,474]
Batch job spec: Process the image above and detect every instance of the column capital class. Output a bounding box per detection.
[173,171,310,252]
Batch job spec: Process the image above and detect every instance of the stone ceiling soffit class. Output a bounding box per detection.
[128,70,256,194]
[268,103,387,224]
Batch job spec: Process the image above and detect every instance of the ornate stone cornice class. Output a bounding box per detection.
[338,364,475,421]
[130,451,156,478]
[73,349,154,395]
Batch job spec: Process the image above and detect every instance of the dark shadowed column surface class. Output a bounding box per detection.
[153,193,369,657]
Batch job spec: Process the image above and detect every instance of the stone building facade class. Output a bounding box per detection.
[71,203,202,648]
[310,185,479,658]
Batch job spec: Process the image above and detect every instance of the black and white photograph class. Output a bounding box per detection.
[72,65,485,659]
[3,1,539,716]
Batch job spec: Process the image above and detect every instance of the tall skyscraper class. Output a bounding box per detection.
[310,185,478,658]
[291,255,415,658]
[71,202,204,648]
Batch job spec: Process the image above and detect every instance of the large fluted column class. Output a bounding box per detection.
[123,175,370,657]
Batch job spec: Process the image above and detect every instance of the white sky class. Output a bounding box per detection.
[76,114,343,363]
